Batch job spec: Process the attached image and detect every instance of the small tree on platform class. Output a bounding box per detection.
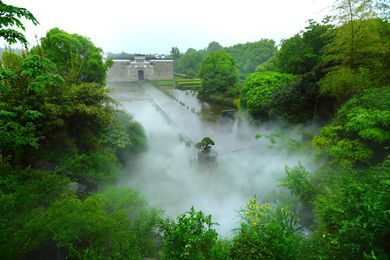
[195,137,215,152]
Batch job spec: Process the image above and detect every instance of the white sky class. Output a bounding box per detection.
[3,0,334,54]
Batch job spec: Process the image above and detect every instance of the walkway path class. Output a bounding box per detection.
[108,81,264,154]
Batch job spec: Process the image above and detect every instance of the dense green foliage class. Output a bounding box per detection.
[280,164,316,203]
[40,28,112,85]
[313,88,390,166]
[199,50,239,94]
[227,1,389,259]
[313,162,390,259]
[0,163,70,258]
[240,71,296,118]
[238,3,390,124]
[276,19,334,75]
[0,3,152,258]
[1,0,390,259]
[320,18,390,102]
[0,51,65,163]
[159,207,218,259]
[172,39,276,78]
[246,19,337,122]
[0,47,143,166]
[0,1,38,46]
[174,48,206,78]
[231,198,301,259]
[266,70,337,122]
[43,188,160,259]
[196,50,240,105]
[0,165,160,259]
[226,39,277,77]
[171,40,277,106]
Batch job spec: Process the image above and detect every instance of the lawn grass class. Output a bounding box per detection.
[152,77,202,91]
[152,80,175,86]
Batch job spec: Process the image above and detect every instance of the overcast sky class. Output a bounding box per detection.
[3,0,335,54]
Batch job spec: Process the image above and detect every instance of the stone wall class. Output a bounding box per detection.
[106,60,130,82]
[151,60,174,80]
[106,58,173,82]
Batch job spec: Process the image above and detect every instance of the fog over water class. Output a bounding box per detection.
[109,82,319,237]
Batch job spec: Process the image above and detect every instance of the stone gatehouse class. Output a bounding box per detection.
[107,55,173,82]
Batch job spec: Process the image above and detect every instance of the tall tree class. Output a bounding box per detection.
[199,50,239,94]
[0,51,65,162]
[206,41,223,53]
[40,28,110,85]
[332,0,380,68]
[320,0,390,102]
[276,19,334,75]
[175,48,205,77]
[170,47,181,60]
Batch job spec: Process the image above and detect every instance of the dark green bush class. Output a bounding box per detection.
[314,161,390,259]
[267,72,336,123]
[44,188,161,259]
[57,150,120,184]
[240,71,296,118]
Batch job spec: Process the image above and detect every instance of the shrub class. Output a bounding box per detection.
[267,71,336,123]
[210,239,232,260]
[314,161,390,258]
[159,207,218,259]
[230,197,301,259]
[101,110,147,158]
[0,166,70,259]
[240,71,296,118]
[57,150,120,184]
[45,188,161,259]
[280,164,316,203]
[313,87,390,166]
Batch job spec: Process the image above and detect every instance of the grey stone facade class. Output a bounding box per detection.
[107,56,173,82]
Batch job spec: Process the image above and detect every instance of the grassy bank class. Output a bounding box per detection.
[152,77,202,91]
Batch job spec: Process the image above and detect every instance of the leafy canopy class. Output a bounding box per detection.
[240,71,296,118]
[0,51,65,160]
[0,1,39,46]
[320,16,390,102]
[276,19,334,75]
[226,39,277,76]
[195,137,215,152]
[199,50,239,94]
[313,87,390,166]
[40,28,111,85]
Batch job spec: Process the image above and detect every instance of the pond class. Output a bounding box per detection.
[108,81,317,237]
[166,87,232,123]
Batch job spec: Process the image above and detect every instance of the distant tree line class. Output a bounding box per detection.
[169,39,277,79]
